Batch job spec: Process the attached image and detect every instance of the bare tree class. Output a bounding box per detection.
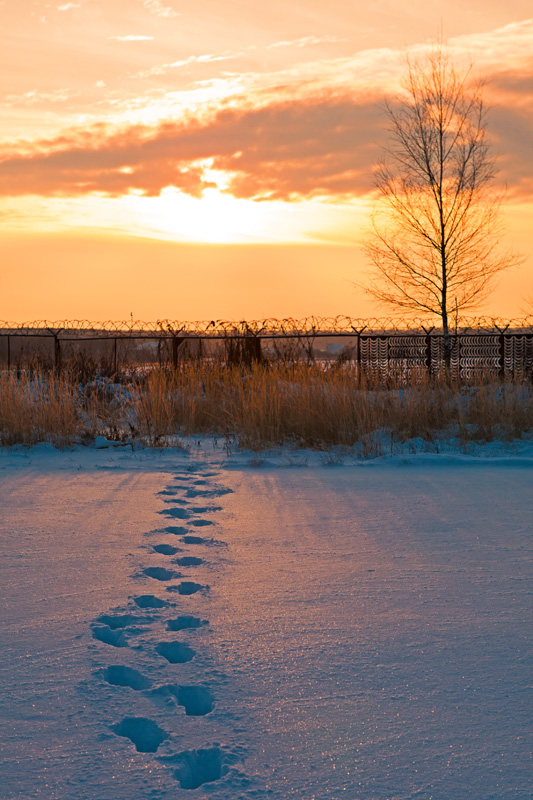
[364,48,518,359]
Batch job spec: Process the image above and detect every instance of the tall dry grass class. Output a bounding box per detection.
[0,372,81,447]
[1,364,532,451]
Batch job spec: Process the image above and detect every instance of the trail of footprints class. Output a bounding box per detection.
[89,464,247,792]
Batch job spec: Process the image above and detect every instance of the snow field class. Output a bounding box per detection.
[0,445,531,799]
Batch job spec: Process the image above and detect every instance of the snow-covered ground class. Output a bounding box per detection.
[0,444,531,799]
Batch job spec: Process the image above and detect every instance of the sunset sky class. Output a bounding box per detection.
[1,1,532,322]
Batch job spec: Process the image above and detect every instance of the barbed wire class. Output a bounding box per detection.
[0,316,532,337]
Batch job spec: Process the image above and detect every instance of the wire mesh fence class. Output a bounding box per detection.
[1,317,532,379]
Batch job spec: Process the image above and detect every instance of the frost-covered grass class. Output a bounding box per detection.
[1,365,532,451]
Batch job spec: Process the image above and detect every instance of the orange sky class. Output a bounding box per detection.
[1,2,532,322]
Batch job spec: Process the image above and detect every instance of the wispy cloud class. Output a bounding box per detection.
[1,89,77,107]
[135,51,243,79]
[140,0,179,17]
[111,35,154,41]
[268,35,346,49]
[56,2,82,10]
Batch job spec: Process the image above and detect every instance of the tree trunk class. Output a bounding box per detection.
[441,306,451,373]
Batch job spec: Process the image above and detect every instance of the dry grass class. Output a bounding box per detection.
[1,364,532,452]
[0,372,81,447]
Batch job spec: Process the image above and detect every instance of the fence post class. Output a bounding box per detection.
[422,326,433,378]
[171,335,186,369]
[113,338,118,374]
[54,334,61,372]
[352,326,366,384]
[7,335,10,370]
[249,334,262,364]
[499,332,505,379]
[495,324,509,379]
[172,336,179,369]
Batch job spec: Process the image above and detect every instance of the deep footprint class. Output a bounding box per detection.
[112,717,168,753]
[189,519,213,528]
[167,747,226,789]
[167,581,206,596]
[156,684,213,716]
[133,594,169,609]
[166,615,208,631]
[156,641,195,663]
[96,614,147,629]
[160,508,190,520]
[182,535,210,545]
[185,488,232,498]
[162,526,188,536]
[103,665,152,690]
[175,556,204,567]
[143,567,176,581]
[152,544,181,556]
[190,506,222,514]
[152,544,181,555]
[92,626,128,647]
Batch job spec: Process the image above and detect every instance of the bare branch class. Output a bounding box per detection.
[364,46,522,344]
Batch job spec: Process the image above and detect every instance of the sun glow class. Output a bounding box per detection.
[0,187,371,246]
[125,187,279,243]
[123,187,373,245]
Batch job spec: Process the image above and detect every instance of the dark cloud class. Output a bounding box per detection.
[488,69,533,100]
[0,76,532,201]
[0,92,385,200]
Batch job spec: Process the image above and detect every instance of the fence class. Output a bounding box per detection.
[1,317,533,379]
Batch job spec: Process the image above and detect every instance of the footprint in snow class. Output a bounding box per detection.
[161,525,188,536]
[186,488,232,499]
[161,747,229,790]
[189,519,214,528]
[175,556,203,567]
[190,505,222,514]
[112,717,168,753]
[152,544,181,555]
[92,625,128,647]
[133,594,169,609]
[103,665,152,690]
[96,613,149,629]
[166,615,208,631]
[182,534,226,547]
[143,566,177,581]
[156,641,195,663]
[160,507,190,520]
[153,684,213,716]
[182,535,210,545]
[166,581,207,596]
